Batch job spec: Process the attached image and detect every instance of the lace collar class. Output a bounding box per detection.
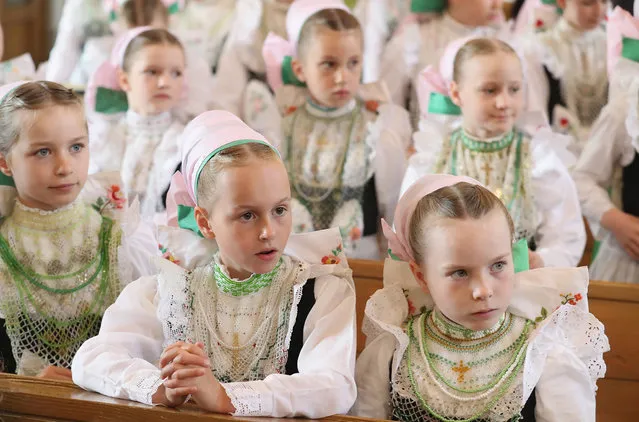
[9,199,86,232]
[125,109,173,137]
[459,128,517,152]
[430,308,508,341]
[213,254,283,296]
[304,98,357,119]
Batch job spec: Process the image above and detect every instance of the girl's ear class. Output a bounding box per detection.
[117,67,131,92]
[449,80,462,107]
[0,153,12,177]
[409,260,429,294]
[291,58,306,83]
[194,206,216,240]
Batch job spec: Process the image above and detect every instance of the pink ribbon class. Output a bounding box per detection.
[607,6,639,77]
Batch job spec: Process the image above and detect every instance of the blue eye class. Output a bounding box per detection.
[36,149,50,157]
[70,144,84,153]
[451,269,468,280]
[240,212,255,221]
[491,261,507,273]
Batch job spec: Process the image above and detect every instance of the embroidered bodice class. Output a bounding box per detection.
[0,200,122,375]
[435,128,537,242]
[282,99,377,253]
[159,254,306,383]
[391,310,533,422]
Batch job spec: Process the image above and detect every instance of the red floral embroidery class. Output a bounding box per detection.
[559,117,570,128]
[365,100,380,113]
[560,292,583,306]
[321,243,343,265]
[349,226,362,242]
[407,298,416,316]
[535,19,544,28]
[159,244,181,265]
[107,185,126,209]
[285,105,298,116]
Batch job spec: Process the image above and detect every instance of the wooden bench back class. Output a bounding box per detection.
[349,259,639,422]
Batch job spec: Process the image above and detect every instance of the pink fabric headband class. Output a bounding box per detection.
[382,174,481,263]
[607,7,639,78]
[263,0,353,91]
[165,110,279,231]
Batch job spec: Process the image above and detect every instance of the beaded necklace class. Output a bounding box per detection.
[405,311,532,421]
[213,259,282,297]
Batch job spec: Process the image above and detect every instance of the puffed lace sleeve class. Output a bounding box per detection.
[400,122,448,196]
[71,274,165,405]
[529,128,586,267]
[367,101,412,224]
[572,94,636,237]
[46,0,107,83]
[525,305,609,422]
[379,21,421,107]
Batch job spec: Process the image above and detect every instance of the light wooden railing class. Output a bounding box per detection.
[349,259,639,422]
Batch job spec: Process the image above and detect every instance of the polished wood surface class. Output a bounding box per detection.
[0,374,382,422]
[0,0,49,63]
[349,259,639,422]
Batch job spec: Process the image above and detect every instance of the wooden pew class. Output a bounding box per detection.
[349,259,639,422]
[0,374,381,422]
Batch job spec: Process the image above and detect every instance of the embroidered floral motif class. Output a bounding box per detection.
[92,184,126,214]
[321,243,342,265]
[402,288,427,318]
[159,244,181,265]
[365,100,380,113]
[285,105,298,116]
[533,306,549,327]
[559,117,570,129]
[349,226,362,242]
[535,19,545,30]
[561,292,583,306]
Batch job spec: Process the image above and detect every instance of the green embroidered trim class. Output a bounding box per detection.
[428,92,461,116]
[213,259,282,297]
[405,313,531,421]
[459,129,515,153]
[431,308,507,341]
[411,0,447,13]
[0,217,114,295]
[194,139,280,204]
[621,37,639,64]
[281,56,306,87]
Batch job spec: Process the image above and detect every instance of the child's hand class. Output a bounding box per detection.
[155,341,210,407]
[528,251,544,269]
[37,365,73,381]
[189,368,236,414]
[604,209,639,260]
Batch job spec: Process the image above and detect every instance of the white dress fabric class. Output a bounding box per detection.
[352,0,412,83]
[572,81,639,283]
[380,14,502,123]
[72,227,357,418]
[170,0,237,71]
[212,0,289,119]
[0,172,158,376]
[46,0,111,84]
[259,84,412,259]
[403,120,585,268]
[521,18,608,156]
[352,259,609,421]
[88,110,184,218]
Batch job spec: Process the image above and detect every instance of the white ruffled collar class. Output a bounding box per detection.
[125,110,173,136]
[10,198,85,231]
[304,98,357,119]
[554,18,603,45]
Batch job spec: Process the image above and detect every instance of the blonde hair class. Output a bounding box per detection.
[297,8,362,59]
[121,0,169,28]
[197,142,280,209]
[408,182,515,264]
[452,38,520,84]
[0,81,83,156]
[122,28,183,72]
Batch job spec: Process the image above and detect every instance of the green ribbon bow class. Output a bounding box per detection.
[428,92,461,116]
[622,37,639,64]
[281,56,306,87]
[0,173,15,188]
[95,87,129,114]
[411,0,447,13]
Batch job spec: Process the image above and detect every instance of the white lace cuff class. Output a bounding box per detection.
[223,382,271,416]
[128,373,164,406]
